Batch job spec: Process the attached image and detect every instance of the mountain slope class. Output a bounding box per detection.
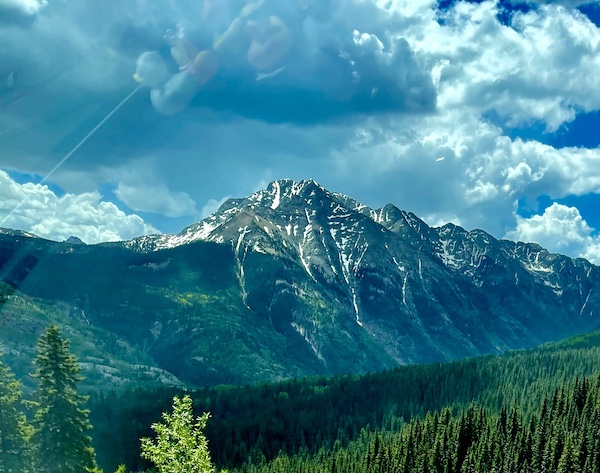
[0,282,184,392]
[0,234,336,386]
[130,179,600,362]
[1,179,599,386]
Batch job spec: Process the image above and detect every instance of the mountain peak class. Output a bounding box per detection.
[259,179,327,210]
[105,180,600,368]
[64,236,85,245]
[4,180,600,385]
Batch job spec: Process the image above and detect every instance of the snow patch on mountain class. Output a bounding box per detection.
[120,179,599,343]
[522,251,554,274]
[271,180,281,210]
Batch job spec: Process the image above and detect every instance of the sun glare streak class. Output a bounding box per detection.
[0,85,141,228]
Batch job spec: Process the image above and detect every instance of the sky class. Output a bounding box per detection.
[0,0,599,264]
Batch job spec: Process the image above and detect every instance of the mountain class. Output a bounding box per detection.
[1,179,599,387]
[64,235,85,245]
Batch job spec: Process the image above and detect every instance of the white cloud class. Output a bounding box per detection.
[334,0,600,261]
[200,196,231,219]
[0,0,46,15]
[105,157,197,218]
[506,203,600,264]
[1,0,600,266]
[327,0,600,224]
[0,170,159,244]
[330,104,600,240]
[524,1,593,6]
[395,1,600,131]
[115,182,197,218]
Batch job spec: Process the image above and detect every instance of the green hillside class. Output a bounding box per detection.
[541,327,600,351]
[0,282,184,393]
[1,235,379,387]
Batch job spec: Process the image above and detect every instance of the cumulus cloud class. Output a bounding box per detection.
[108,158,198,218]
[318,0,600,257]
[115,182,197,218]
[401,1,600,131]
[0,0,436,125]
[506,203,600,264]
[0,170,159,244]
[200,196,231,219]
[329,103,600,240]
[179,1,437,122]
[524,1,592,6]
[1,0,600,264]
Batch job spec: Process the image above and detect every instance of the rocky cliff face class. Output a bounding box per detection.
[1,179,599,386]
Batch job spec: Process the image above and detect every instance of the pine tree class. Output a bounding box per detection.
[0,354,32,472]
[141,395,214,473]
[557,434,579,473]
[31,325,97,473]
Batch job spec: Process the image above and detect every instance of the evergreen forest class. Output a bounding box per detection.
[4,327,600,472]
[89,330,600,472]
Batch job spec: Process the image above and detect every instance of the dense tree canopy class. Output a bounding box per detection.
[239,375,600,473]
[4,322,600,472]
[90,340,600,471]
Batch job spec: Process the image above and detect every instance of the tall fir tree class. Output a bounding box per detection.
[0,354,31,472]
[31,325,97,473]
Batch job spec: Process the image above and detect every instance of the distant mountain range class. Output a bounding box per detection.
[1,179,599,388]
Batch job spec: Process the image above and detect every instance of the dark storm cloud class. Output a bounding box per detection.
[179,0,436,122]
[0,0,438,190]
[0,0,436,123]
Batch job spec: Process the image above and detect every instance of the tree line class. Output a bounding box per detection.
[238,374,600,473]
[5,326,600,472]
[89,338,600,471]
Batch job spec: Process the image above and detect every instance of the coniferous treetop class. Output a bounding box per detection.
[31,325,97,473]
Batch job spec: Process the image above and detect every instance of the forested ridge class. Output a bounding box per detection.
[244,375,600,472]
[89,330,600,472]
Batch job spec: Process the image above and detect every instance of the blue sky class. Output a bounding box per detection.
[0,0,599,263]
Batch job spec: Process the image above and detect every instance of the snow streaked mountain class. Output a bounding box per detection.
[132,179,597,312]
[123,179,600,365]
[1,179,599,385]
[0,227,39,239]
